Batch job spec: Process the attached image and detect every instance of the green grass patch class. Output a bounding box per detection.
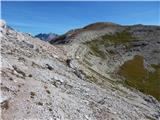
[102,30,135,44]
[85,30,135,58]
[119,55,160,101]
[87,42,106,59]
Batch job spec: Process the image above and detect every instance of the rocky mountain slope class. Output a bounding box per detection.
[1,20,160,120]
[50,22,160,101]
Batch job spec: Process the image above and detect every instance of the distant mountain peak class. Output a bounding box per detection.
[35,33,58,42]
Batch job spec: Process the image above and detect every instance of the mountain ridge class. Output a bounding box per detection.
[1,20,160,120]
[50,22,160,101]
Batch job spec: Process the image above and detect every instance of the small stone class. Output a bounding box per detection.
[37,102,43,106]
[46,90,51,94]
[28,74,32,77]
[46,64,53,70]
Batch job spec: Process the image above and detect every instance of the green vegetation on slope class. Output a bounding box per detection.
[85,30,160,100]
[101,30,135,44]
[87,42,106,59]
[119,55,160,101]
[85,30,135,58]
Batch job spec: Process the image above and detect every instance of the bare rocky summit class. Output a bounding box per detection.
[1,21,160,120]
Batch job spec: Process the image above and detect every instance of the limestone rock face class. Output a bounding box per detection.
[1,22,160,120]
[0,19,6,28]
[0,19,7,35]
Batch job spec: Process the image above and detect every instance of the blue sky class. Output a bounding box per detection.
[1,1,160,35]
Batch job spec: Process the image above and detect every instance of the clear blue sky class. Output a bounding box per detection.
[1,1,160,35]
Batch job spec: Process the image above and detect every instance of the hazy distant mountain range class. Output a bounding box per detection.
[35,33,59,42]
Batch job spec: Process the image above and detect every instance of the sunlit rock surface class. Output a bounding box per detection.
[1,21,160,120]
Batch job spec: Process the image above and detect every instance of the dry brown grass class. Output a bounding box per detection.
[119,55,160,101]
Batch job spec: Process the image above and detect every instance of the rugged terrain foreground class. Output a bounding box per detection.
[1,21,160,120]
